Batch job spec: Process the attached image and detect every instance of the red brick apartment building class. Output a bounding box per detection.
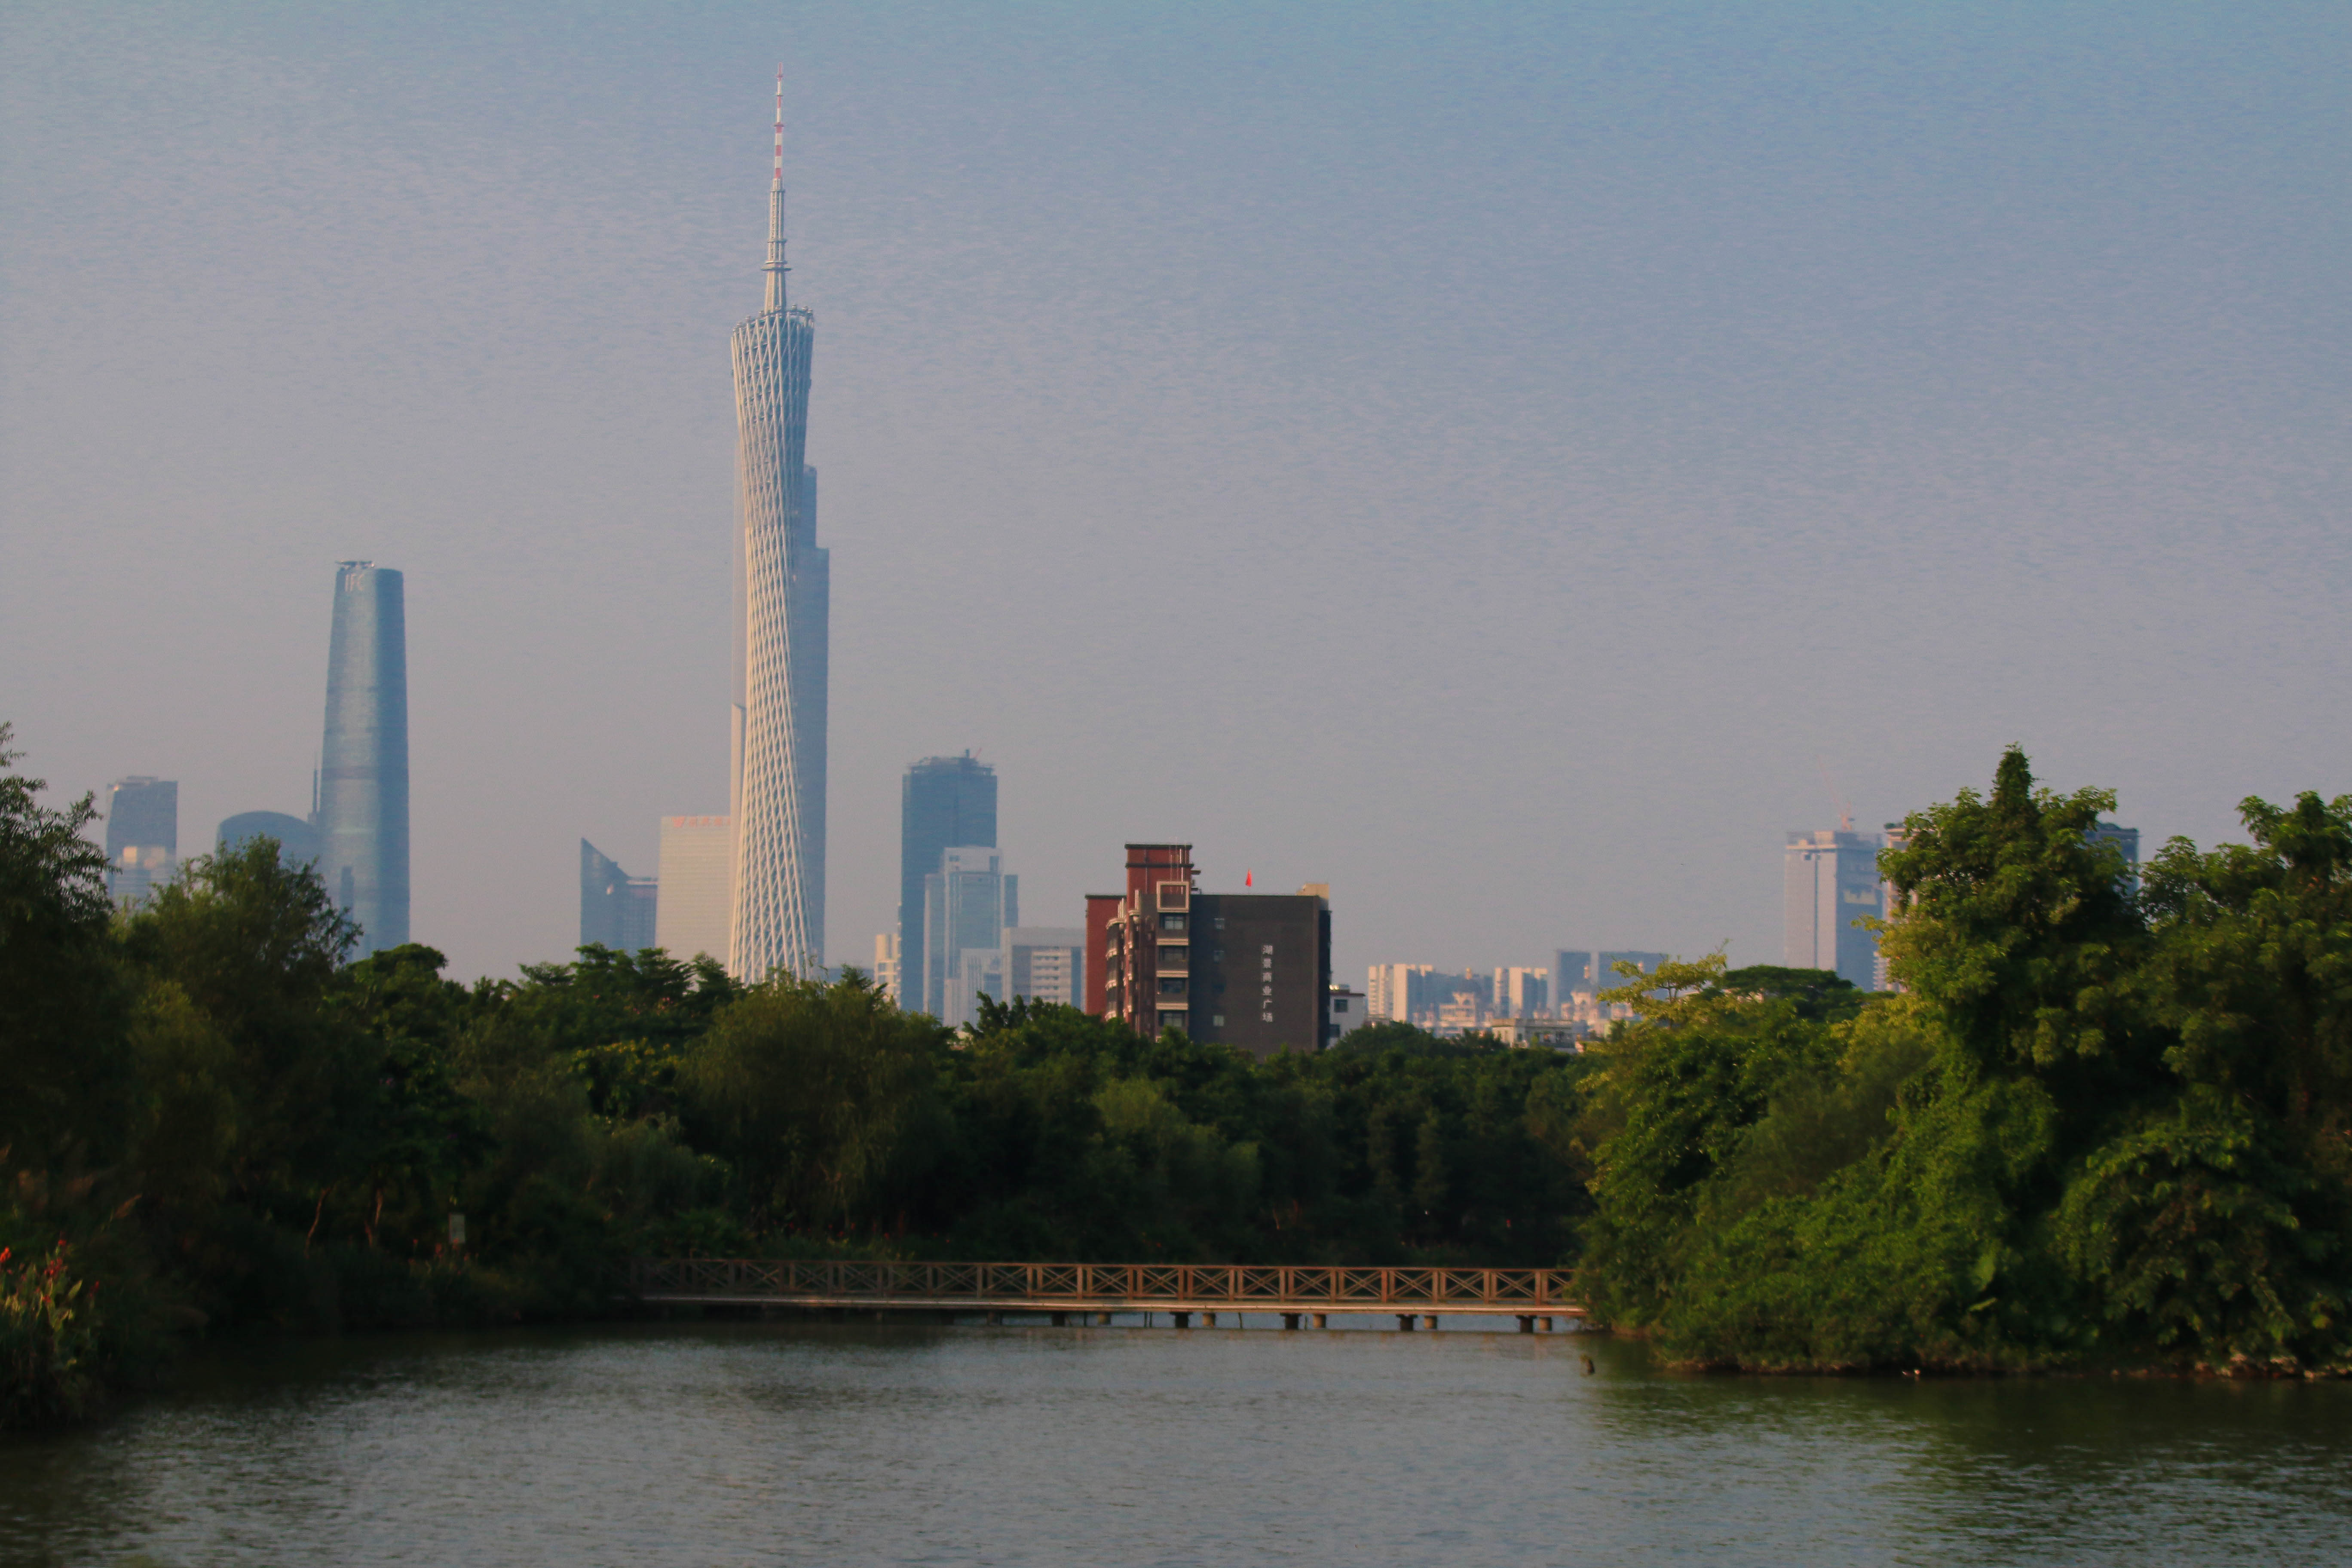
[1085,844,1332,1059]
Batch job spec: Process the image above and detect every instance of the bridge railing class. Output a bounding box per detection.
[626,1259,1578,1310]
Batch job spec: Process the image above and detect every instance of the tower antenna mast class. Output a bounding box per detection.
[763,67,790,309]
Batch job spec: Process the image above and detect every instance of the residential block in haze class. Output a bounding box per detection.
[1557,950,1670,994]
[1492,966,1550,1018]
[655,815,732,966]
[1004,926,1084,1008]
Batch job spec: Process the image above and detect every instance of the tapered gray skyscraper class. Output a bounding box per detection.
[728,74,827,980]
[319,561,409,955]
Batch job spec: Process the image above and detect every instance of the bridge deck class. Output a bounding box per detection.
[629,1260,1586,1318]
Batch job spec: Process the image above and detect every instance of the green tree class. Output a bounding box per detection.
[0,726,136,1168]
[682,974,947,1233]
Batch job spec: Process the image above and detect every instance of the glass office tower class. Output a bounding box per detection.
[900,754,997,1015]
[218,810,320,869]
[319,561,409,956]
[581,839,658,953]
[103,776,177,906]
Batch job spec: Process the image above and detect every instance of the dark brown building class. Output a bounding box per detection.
[1086,844,1330,1059]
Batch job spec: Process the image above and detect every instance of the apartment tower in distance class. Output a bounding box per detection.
[727,73,828,980]
[319,562,408,956]
[657,815,734,966]
[900,754,996,1016]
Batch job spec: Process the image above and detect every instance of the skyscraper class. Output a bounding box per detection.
[104,776,176,907]
[217,810,320,869]
[318,562,408,956]
[580,839,658,953]
[1783,828,1883,989]
[727,75,827,981]
[900,754,997,1014]
[924,845,1017,1026]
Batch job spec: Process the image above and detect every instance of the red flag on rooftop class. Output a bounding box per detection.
[1245,870,1253,886]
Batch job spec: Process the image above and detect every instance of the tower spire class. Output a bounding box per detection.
[764,67,789,312]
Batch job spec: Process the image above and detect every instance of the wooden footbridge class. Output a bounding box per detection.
[628,1259,1588,1332]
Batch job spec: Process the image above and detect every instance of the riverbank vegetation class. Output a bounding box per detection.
[7,724,2349,1424]
[0,729,1589,1425]
[1575,751,2352,1377]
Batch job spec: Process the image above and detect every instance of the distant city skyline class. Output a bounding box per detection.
[9,6,2344,985]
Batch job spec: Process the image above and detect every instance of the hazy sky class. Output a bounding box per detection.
[4,1,2346,986]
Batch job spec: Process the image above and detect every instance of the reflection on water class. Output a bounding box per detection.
[6,1319,2350,1566]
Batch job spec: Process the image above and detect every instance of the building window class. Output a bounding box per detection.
[1157,945,1188,968]
[1158,976,1188,996]
[1213,917,1225,930]
[1212,1014,1225,1027]
[1158,913,1187,932]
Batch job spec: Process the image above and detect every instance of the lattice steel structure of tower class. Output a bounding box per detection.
[727,74,829,980]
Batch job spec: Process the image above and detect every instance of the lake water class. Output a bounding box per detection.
[7,1314,2352,1566]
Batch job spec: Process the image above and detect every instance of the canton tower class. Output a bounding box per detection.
[728,73,829,979]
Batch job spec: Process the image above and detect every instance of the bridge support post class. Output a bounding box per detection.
[1396,1314,1415,1331]
[1312,1313,1328,1329]
[1051,1312,1068,1327]
[1282,1313,1300,1331]
[1421,1315,1439,1331]
[1539,1316,1554,1332]
[1203,1311,1217,1327]
[985,1311,1003,1326]
[1173,1311,1192,1329]
[1096,1312,1113,1326]
[1518,1316,1535,1334]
